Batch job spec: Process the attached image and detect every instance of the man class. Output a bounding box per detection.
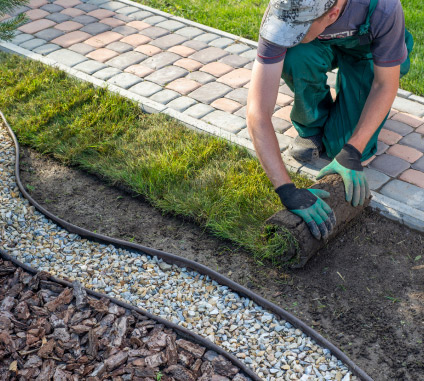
[247,0,413,240]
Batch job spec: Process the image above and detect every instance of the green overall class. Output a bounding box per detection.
[281,0,414,161]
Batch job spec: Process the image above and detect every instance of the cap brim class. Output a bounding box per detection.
[260,15,312,48]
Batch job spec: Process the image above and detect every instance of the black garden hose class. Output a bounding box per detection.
[1,111,374,381]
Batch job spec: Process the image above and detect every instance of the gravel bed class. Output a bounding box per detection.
[0,257,250,380]
[0,123,356,380]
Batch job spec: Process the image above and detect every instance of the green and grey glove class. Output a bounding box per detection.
[317,144,370,207]
[276,183,336,241]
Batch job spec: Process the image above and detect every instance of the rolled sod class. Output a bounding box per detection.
[266,174,371,267]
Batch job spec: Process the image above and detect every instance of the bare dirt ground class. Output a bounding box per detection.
[18,147,424,381]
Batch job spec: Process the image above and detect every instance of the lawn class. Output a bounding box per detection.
[136,0,424,96]
[0,52,311,264]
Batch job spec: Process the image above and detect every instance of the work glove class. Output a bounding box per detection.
[317,144,370,207]
[276,183,336,241]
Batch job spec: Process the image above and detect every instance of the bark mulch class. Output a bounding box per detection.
[0,258,250,381]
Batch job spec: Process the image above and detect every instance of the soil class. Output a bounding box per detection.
[18,147,424,381]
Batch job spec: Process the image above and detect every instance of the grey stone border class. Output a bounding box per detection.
[2,0,424,233]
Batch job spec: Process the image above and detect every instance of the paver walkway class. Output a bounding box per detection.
[2,0,424,231]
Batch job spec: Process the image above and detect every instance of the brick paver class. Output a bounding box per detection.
[200,62,233,77]
[124,64,154,77]
[399,169,424,189]
[73,15,97,25]
[85,31,123,48]
[416,124,424,134]
[400,133,424,153]
[73,59,107,74]
[225,88,249,105]
[19,19,56,34]
[93,67,122,81]
[60,8,85,17]
[34,28,63,41]
[150,89,180,104]
[387,144,423,163]
[166,97,197,112]
[142,52,180,70]
[46,48,87,67]
[29,0,48,8]
[107,72,142,89]
[51,31,91,48]
[391,113,424,128]
[54,0,81,8]
[189,47,228,65]
[139,26,169,39]
[273,106,292,122]
[105,51,147,70]
[186,71,215,85]
[145,66,188,86]
[378,129,402,146]
[412,157,424,172]
[33,43,61,55]
[210,98,242,113]
[10,0,424,223]
[383,120,414,136]
[106,41,132,53]
[150,34,187,50]
[129,81,162,97]
[363,168,390,190]
[370,154,410,177]
[189,82,232,104]
[156,20,186,32]
[202,111,246,133]
[127,21,150,30]
[217,68,251,88]
[174,58,203,72]
[81,22,112,35]
[381,180,424,212]
[120,34,151,47]
[183,104,215,119]
[166,78,201,95]
[46,13,70,24]
[87,48,119,62]
[55,21,84,32]
[101,17,125,27]
[219,54,250,68]
[87,9,116,19]
[26,8,49,20]
[134,44,161,56]
[284,126,298,138]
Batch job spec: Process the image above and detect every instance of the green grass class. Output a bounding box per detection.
[136,0,424,96]
[0,52,311,264]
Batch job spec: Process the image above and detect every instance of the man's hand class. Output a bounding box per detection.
[317,144,370,207]
[276,183,336,240]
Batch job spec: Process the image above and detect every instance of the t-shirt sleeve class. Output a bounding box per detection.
[256,3,287,64]
[370,0,407,67]
[257,36,287,64]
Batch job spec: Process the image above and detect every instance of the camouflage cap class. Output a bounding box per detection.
[260,0,337,47]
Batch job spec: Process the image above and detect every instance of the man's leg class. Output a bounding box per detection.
[282,40,336,137]
[322,50,385,161]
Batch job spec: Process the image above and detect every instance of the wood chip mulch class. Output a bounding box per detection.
[0,258,251,381]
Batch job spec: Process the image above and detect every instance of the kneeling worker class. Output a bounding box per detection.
[247,0,413,240]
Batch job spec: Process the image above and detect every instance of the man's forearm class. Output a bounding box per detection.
[247,117,292,188]
[348,66,400,153]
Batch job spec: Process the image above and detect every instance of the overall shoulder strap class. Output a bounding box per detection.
[359,0,378,36]
[357,0,378,45]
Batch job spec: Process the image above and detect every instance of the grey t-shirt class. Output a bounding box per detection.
[257,0,407,67]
